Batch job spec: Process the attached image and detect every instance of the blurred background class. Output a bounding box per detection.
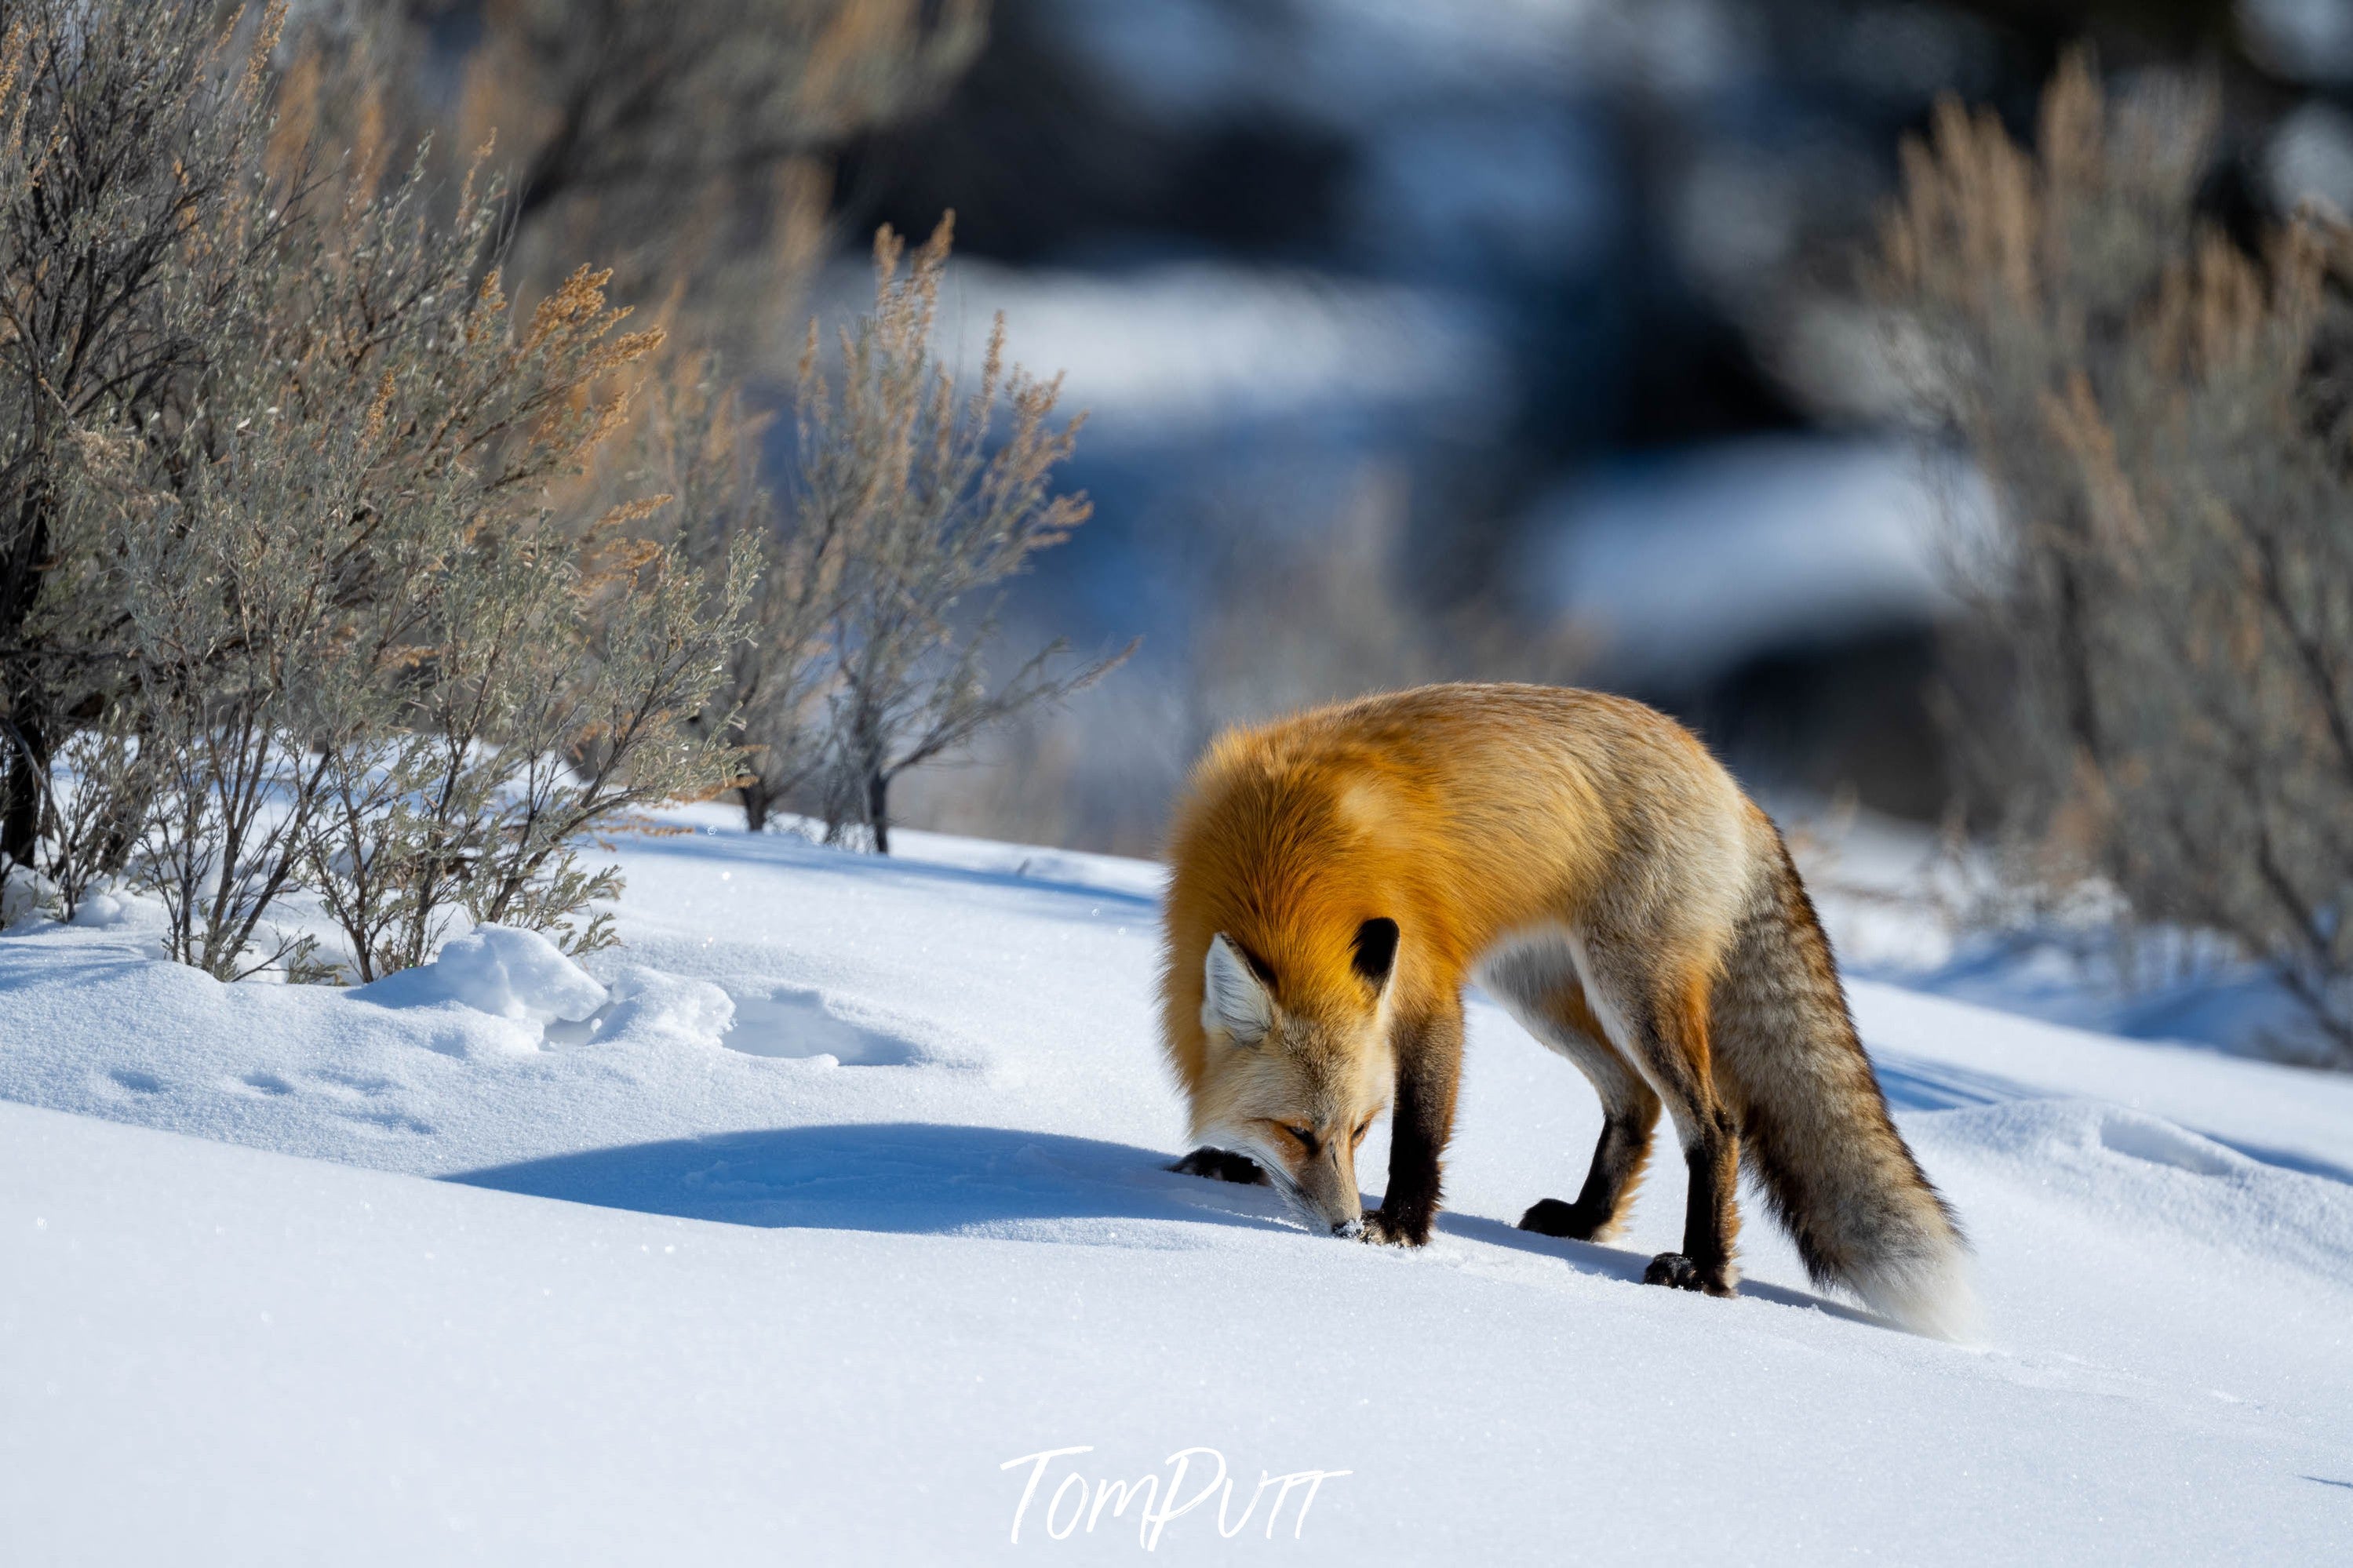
[377,0,2353,854]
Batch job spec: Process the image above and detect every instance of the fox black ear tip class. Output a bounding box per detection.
[1351,916,1400,984]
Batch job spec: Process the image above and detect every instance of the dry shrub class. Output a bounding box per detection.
[615,216,1130,853]
[2,1,748,978]
[0,0,1095,980]
[458,0,984,359]
[636,356,843,835]
[0,0,289,876]
[788,216,1132,853]
[1881,52,2353,1062]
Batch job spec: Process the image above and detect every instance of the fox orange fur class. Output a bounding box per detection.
[1159,683,1975,1338]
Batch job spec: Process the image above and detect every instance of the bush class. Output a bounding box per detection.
[2,2,748,977]
[458,0,982,358]
[804,218,1131,853]
[698,216,1131,853]
[0,0,1108,979]
[639,357,843,835]
[0,0,286,878]
[1881,53,2353,1063]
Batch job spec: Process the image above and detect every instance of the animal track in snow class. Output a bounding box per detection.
[304,1068,401,1102]
[334,1107,437,1138]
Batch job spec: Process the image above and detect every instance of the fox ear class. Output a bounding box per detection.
[1352,917,1400,988]
[1202,933,1275,1046]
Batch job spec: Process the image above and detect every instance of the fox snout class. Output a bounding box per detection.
[1288,1153,1365,1238]
[1243,1137,1367,1238]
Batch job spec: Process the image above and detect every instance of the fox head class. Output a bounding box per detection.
[1191,919,1401,1237]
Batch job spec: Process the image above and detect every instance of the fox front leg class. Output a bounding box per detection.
[1364,999,1464,1246]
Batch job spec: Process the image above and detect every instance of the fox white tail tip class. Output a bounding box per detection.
[1853,1247,1983,1343]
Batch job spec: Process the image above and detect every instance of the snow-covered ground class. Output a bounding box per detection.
[1787,801,2339,1066]
[5,807,2352,1563]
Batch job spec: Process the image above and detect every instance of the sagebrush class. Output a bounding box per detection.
[0,0,1105,978]
[0,1,748,977]
[790,217,1131,853]
[1883,53,2353,1063]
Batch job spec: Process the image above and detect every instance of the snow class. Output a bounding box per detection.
[4,809,2351,1561]
[2267,100,2353,216]
[353,923,614,1036]
[1787,799,2348,1068]
[2244,0,2353,85]
[1520,437,1991,686]
[848,257,1505,443]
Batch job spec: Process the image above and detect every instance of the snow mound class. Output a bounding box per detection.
[68,890,133,927]
[0,868,56,926]
[353,925,609,1036]
[596,966,734,1046]
[1916,1099,2353,1292]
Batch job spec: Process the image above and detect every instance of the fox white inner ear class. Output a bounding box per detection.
[1202,933,1275,1046]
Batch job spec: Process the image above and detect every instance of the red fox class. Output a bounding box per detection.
[1160,684,1975,1338]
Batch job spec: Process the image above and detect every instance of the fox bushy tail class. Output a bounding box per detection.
[1711,832,1978,1340]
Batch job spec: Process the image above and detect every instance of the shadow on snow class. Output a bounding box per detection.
[450,1122,1292,1235]
[1873,1048,2353,1186]
[450,1119,1888,1327]
[1434,1210,1893,1330]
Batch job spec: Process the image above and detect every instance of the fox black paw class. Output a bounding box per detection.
[1643,1252,1704,1291]
[1360,1207,1431,1246]
[1643,1253,1736,1296]
[1518,1198,1604,1240]
[1170,1147,1267,1185]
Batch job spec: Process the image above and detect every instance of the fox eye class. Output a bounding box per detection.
[1283,1123,1314,1148]
[1351,1117,1374,1147]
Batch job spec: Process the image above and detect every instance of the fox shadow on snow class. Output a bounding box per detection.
[452,1122,1281,1236]
[450,1122,1885,1326]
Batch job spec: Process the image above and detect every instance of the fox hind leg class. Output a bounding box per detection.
[1496,963,1666,1241]
[1572,940,1742,1297]
[1641,1111,1739,1297]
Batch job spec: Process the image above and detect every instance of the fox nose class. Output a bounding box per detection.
[1330,1217,1364,1239]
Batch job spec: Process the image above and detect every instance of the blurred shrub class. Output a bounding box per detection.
[460,0,983,359]
[1882,52,2353,1063]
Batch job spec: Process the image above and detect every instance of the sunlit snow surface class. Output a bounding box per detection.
[4,807,2351,1563]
